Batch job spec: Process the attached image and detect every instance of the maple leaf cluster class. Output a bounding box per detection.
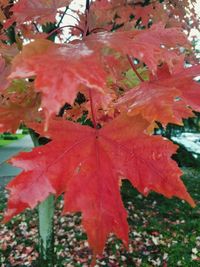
[0,0,200,263]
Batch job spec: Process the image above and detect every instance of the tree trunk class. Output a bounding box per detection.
[38,195,55,267]
[29,129,55,267]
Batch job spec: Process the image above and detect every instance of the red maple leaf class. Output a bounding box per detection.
[4,114,195,257]
[0,81,41,132]
[88,0,133,30]
[11,0,72,24]
[0,43,19,91]
[0,56,11,91]
[86,24,190,73]
[9,39,108,117]
[118,64,200,127]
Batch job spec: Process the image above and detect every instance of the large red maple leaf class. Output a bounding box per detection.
[4,114,195,257]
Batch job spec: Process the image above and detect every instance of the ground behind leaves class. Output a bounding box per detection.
[0,168,200,266]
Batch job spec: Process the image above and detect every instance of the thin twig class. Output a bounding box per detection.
[33,22,40,32]
[89,89,97,129]
[86,0,90,12]
[83,0,90,37]
[57,6,69,28]
[65,13,80,24]
[90,27,108,33]
[127,55,144,82]
[46,25,84,39]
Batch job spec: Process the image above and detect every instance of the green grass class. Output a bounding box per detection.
[120,167,200,267]
[0,168,200,266]
[0,134,25,147]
